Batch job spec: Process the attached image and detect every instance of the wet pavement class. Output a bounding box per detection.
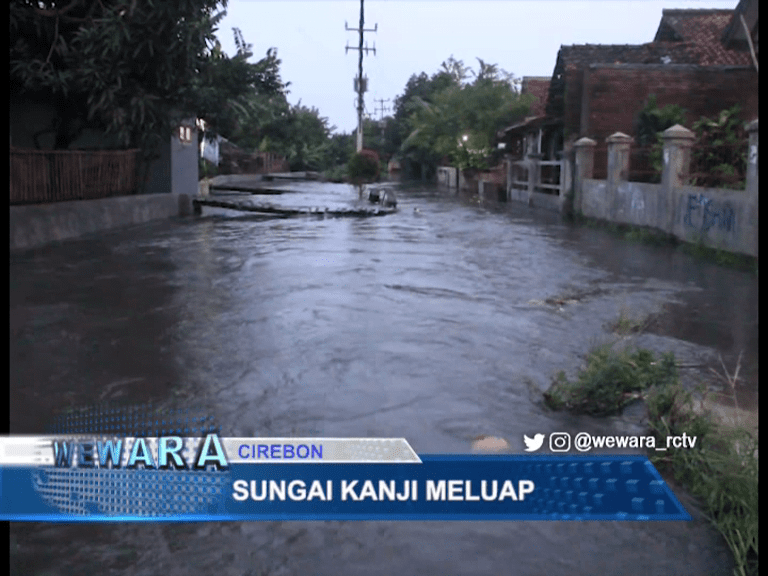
[9,181,758,575]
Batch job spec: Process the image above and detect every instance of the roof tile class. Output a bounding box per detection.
[653,9,753,66]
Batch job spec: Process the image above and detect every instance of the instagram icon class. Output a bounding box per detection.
[549,432,571,452]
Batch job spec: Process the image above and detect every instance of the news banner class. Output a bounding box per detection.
[0,407,694,522]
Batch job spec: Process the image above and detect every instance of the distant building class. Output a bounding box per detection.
[498,76,556,160]
[500,1,758,174]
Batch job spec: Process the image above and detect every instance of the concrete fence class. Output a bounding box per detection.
[436,166,458,188]
[573,120,758,257]
[437,165,508,202]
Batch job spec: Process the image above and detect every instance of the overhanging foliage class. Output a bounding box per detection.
[10,1,285,155]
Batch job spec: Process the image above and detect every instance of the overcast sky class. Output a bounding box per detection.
[214,0,739,134]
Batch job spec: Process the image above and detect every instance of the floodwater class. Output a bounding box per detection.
[9,181,757,575]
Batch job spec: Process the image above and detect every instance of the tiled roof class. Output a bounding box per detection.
[557,42,705,67]
[653,9,753,65]
[545,42,704,121]
[721,0,758,49]
[521,77,551,116]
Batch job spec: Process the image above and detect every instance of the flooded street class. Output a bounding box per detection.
[10,181,757,575]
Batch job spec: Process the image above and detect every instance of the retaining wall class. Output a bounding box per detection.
[10,193,192,252]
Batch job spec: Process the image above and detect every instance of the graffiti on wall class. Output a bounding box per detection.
[683,194,736,233]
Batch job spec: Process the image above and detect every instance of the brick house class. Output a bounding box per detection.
[498,77,556,160]
[501,1,758,177]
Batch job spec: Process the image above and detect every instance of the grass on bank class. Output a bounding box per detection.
[545,345,758,576]
[544,345,678,416]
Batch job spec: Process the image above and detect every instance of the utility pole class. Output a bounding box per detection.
[345,0,376,152]
[374,97,390,147]
[374,98,390,122]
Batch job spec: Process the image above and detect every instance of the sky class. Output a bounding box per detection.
[214,0,740,134]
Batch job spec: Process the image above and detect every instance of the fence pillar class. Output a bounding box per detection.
[746,119,758,257]
[606,132,633,220]
[527,153,542,206]
[746,119,758,195]
[661,124,695,189]
[505,158,513,201]
[573,137,596,214]
[661,124,695,233]
[606,132,633,186]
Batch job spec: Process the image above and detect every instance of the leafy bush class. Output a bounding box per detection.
[690,105,748,189]
[347,149,380,183]
[634,97,749,189]
[636,95,688,148]
[635,95,687,182]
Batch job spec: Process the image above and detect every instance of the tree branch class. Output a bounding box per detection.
[45,14,59,64]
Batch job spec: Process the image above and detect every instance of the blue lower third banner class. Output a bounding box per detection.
[1,455,690,521]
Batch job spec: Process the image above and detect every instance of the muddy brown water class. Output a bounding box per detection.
[10,182,757,575]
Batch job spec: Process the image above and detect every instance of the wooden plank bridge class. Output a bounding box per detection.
[193,198,397,218]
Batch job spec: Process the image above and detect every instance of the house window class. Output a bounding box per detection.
[179,126,192,144]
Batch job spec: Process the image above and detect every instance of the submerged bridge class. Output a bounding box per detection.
[197,173,397,218]
[192,198,397,218]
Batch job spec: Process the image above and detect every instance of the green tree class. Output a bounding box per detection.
[9,1,284,156]
[195,31,289,148]
[399,57,529,174]
[389,66,458,159]
[253,102,334,171]
[326,132,355,168]
[439,55,471,85]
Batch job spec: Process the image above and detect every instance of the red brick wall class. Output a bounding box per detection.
[579,65,758,145]
[563,64,586,142]
[478,165,506,185]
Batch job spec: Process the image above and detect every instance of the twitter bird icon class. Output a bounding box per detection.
[523,433,545,452]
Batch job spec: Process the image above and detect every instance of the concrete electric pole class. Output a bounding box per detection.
[374,97,390,146]
[374,98,390,121]
[345,0,377,152]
